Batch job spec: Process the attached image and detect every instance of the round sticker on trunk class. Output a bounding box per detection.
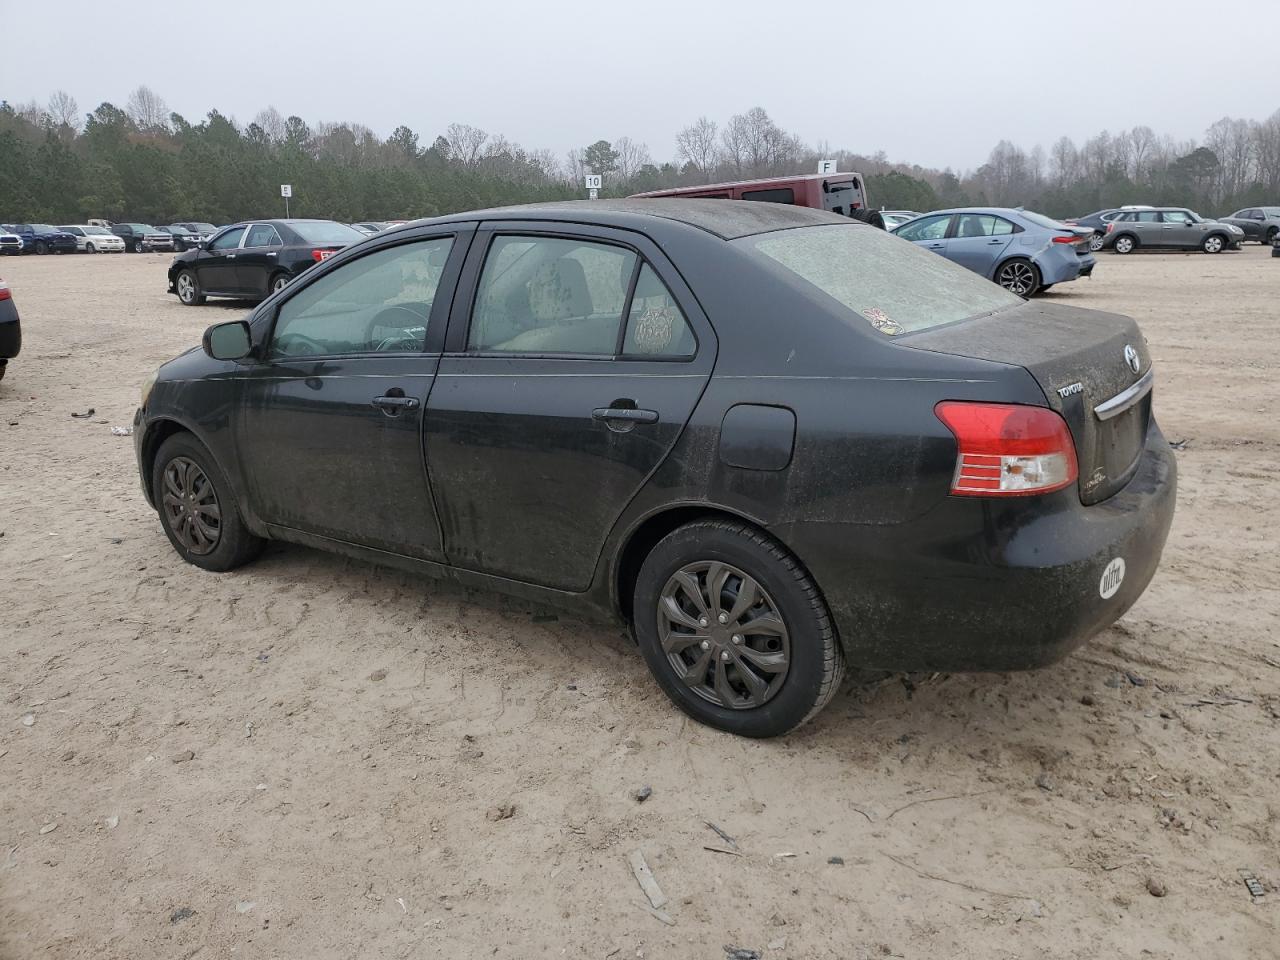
[1099,557,1126,599]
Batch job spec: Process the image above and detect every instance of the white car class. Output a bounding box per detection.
[0,229,22,256]
[59,225,127,253]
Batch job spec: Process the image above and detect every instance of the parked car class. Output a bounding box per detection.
[1102,208,1244,253]
[6,223,79,255]
[173,221,219,237]
[892,207,1094,296]
[0,228,22,256]
[58,225,127,253]
[1217,207,1280,245]
[633,172,869,217]
[167,219,365,305]
[134,199,1176,737]
[1063,209,1131,251]
[111,222,174,253]
[155,225,206,251]
[351,221,393,235]
[0,277,20,381]
[879,210,920,229]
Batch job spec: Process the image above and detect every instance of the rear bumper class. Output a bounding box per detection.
[0,303,21,359]
[785,419,1177,672]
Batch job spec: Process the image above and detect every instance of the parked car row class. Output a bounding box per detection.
[1064,205,1263,253]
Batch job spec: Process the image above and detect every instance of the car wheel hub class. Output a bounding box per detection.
[658,561,790,709]
[161,456,221,555]
[1000,262,1035,295]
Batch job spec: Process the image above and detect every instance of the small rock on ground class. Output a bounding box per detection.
[486,803,516,822]
[170,906,196,923]
[1035,772,1056,792]
[827,856,845,865]
[1146,876,1168,897]
[632,786,652,803]
[172,751,195,764]
[369,669,387,682]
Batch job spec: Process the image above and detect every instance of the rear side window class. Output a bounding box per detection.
[245,224,282,247]
[469,236,637,355]
[741,188,795,204]
[622,265,695,357]
[739,223,1021,336]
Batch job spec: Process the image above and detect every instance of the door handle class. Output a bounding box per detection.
[372,395,420,413]
[987,238,1003,244]
[592,406,658,424]
[926,242,945,249]
[227,253,237,259]
[266,251,277,257]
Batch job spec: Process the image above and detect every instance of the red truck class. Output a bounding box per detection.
[631,172,868,218]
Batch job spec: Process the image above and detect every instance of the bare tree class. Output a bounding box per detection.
[675,116,718,179]
[445,123,489,167]
[1049,136,1079,186]
[1126,125,1155,181]
[614,136,652,180]
[126,85,170,132]
[47,90,80,131]
[252,106,286,142]
[1253,109,1280,192]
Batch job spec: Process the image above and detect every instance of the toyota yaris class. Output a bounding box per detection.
[134,200,1176,737]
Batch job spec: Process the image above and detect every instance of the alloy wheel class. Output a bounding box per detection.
[177,273,196,303]
[1114,236,1134,254]
[272,275,290,293]
[1203,235,1223,253]
[657,560,791,709]
[1088,232,1105,252]
[997,260,1037,296]
[161,456,222,555]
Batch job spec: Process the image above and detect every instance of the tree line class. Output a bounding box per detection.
[2,86,1277,225]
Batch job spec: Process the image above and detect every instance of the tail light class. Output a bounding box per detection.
[1106,222,1115,233]
[0,283,10,301]
[934,401,1078,497]
[311,249,336,262]
[1051,234,1078,244]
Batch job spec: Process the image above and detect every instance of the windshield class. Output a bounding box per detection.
[168,226,192,235]
[288,221,365,244]
[84,226,112,235]
[738,223,1022,336]
[32,224,56,232]
[190,223,216,233]
[125,223,157,232]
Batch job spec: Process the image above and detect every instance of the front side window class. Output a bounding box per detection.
[270,237,453,359]
[622,265,695,357]
[210,227,246,250]
[1161,211,1192,224]
[245,224,282,247]
[468,235,637,355]
[895,215,951,242]
[740,223,1021,336]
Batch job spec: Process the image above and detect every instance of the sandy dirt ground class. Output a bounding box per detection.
[1,245,1278,960]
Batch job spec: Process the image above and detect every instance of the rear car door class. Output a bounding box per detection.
[893,214,954,257]
[199,226,247,293]
[946,213,1015,277]
[1129,210,1160,245]
[234,229,470,559]
[424,223,714,591]
[236,223,284,297]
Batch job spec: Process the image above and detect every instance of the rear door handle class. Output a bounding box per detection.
[227,253,237,259]
[987,238,1003,244]
[592,406,658,424]
[372,395,419,412]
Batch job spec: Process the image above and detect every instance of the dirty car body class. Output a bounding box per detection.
[0,278,21,380]
[134,200,1176,736]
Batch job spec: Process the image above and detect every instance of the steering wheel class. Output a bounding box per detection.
[364,305,428,351]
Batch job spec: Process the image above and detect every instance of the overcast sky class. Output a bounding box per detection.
[4,0,1278,171]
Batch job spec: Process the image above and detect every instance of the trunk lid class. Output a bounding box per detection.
[904,301,1152,504]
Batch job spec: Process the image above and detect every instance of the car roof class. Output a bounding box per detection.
[921,207,1039,218]
[403,198,853,241]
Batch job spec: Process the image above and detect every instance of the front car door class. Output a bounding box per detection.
[945,213,1015,278]
[199,226,247,293]
[233,229,471,559]
[236,222,285,297]
[425,223,714,591]
[893,214,954,257]
[1158,209,1198,247]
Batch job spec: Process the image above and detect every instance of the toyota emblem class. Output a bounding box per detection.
[1123,344,1140,374]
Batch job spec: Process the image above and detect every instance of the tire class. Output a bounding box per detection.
[35,241,48,255]
[995,258,1041,297]
[175,269,205,305]
[0,360,7,381]
[269,272,291,295]
[86,243,96,254]
[1202,233,1225,254]
[1112,234,1137,254]
[1039,284,1054,293]
[151,433,265,572]
[1265,227,1277,246]
[132,240,143,253]
[1088,232,1105,252]
[632,519,844,738]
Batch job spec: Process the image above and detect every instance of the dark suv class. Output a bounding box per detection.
[111,222,174,253]
[7,223,78,255]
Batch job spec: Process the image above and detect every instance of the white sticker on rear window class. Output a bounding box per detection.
[1099,557,1126,599]
[861,307,902,336]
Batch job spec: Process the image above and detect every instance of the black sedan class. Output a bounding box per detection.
[134,200,1177,737]
[167,219,365,305]
[0,278,20,381]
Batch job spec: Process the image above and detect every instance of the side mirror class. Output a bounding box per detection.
[203,320,253,361]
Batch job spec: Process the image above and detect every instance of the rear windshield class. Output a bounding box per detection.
[288,221,364,244]
[736,223,1021,336]
[1018,210,1069,231]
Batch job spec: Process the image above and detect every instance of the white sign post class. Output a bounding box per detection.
[817,159,836,175]
[584,174,602,199]
[280,183,293,217]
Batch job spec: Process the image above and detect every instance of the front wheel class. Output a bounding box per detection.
[1088,232,1105,252]
[85,243,96,254]
[1265,227,1277,246]
[1202,234,1225,254]
[175,270,204,305]
[632,520,844,738]
[34,241,48,255]
[995,258,1041,297]
[152,433,265,572]
[1112,235,1136,254]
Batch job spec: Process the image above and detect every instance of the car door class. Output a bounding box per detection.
[893,214,954,257]
[424,223,715,591]
[1229,209,1260,239]
[233,228,471,559]
[945,213,1015,278]
[1158,210,1197,247]
[236,223,284,297]
[199,226,247,293]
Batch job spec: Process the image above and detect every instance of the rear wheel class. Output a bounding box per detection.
[1088,231,1105,252]
[1202,233,1225,254]
[152,433,264,572]
[269,273,291,295]
[34,241,48,255]
[1112,234,1137,254]
[995,258,1041,297]
[1265,227,1277,246]
[175,270,205,305]
[632,519,844,738]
